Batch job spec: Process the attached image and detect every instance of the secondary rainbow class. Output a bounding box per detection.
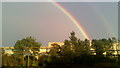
[89,3,116,37]
[50,0,90,40]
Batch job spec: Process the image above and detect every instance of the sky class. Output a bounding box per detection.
[2,2,118,47]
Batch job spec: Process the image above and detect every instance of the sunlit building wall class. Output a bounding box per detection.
[1,42,120,56]
[48,42,64,47]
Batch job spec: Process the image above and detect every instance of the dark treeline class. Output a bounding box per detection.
[2,31,120,68]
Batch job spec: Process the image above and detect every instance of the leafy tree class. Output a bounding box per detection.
[2,54,20,66]
[83,39,91,55]
[13,36,41,66]
[12,40,25,66]
[102,38,113,56]
[69,31,78,46]
[49,43,61,56]
[112,37,118,56]
[92,39,105,56]
[69,31,79,54]
[61,40,72,56]
[60,40,74,64]
[64,39,71,46]
[77,39,84,56]
[112,37,117,43]
[38,55,48,67]
[92,38,112,57]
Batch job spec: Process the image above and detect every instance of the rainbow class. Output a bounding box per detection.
[89,3,116,37]
[50,0,90,40]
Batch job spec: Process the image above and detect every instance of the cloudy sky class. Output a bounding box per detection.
[2,2,118,47]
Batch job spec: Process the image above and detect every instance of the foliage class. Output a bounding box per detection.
[49,43,61,56]
[2,54,20,66]
[12,36,41,66]
[2,31,120,67]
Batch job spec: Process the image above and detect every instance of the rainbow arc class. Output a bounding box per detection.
[50,0,90,40]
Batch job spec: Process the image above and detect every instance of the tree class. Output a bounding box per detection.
[61,39,73,56]
[60,40,74,64]
[13,36,41,67]
[92,39,105,56]
[64,39,71,46]
[69,31,78,46]
[83,39,91,55]
[102,38,113,56]
[49,43,61,56]
[13,40,25,65]
[69,31,79,53]
[112,37,118,56]
[77,39,84,56]
[2,54,20,66]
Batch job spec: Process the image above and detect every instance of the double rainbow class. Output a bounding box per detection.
[50,0,90,40]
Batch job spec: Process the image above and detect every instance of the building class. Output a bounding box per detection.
[48,42,64,47]
[1,47,50,55]
[1,42,120,56]
[1,42,64,55]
